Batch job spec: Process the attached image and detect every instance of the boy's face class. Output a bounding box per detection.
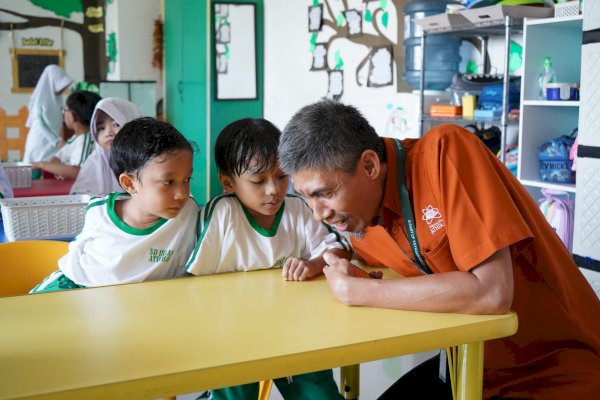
[96,114,122,150]
[124,149,193,224]
[220,159,289,225]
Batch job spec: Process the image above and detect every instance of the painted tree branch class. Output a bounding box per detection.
[0,8,80,32]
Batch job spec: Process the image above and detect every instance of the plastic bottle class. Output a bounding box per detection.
[538,56,556,99]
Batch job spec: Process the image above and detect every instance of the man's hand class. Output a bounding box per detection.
[323,252,383,279]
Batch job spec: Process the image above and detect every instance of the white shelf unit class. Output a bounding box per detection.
[517,15,583,193]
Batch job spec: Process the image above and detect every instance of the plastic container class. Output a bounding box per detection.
[0,194,90,241]
[403,0,462,90]
[1,162,32,188]
[538,56,556,100]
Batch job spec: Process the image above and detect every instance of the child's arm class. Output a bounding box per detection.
[282,248,352,281]
[32,158,80,179]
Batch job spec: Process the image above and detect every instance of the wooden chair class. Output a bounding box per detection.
[0,240,68,296]
[0,106,29,162]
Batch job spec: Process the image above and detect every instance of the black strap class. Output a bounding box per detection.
[392,139,432,275]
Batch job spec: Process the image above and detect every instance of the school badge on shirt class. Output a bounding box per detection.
[422,205,444,235]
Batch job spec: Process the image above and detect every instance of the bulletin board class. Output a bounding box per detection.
[10,49,65,93]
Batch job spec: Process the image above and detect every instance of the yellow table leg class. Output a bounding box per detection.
[340,364,360,399]
[455,341,484,400]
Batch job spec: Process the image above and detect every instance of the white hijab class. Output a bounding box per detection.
[70,98,142,196]
[26,65,72,129]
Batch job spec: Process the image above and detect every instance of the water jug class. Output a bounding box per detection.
[404,0,462,90]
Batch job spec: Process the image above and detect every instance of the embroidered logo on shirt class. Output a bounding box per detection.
[422,205,445,235]
[148,248,174,263]
[273,256,290,268]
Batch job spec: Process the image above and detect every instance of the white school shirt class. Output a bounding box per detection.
[186,194,351,275]
[54,132,94,167]
[59,192,200,287]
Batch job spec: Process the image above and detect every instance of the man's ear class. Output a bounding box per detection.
[359,150,381,180]
[218,172,235,193]
[119,173,137,195]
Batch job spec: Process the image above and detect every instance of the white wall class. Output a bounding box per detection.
[105,0,161,82]
[0,0,84,114]
[264,0,421,140]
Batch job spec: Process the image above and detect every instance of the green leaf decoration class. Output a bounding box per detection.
[380,0,388,9]
[335,50,344,70]
[310,32,318,45]
[466,60,478,74]
[71,81,99,94]
[225,45,230,60]
[30,0,82,18]
[382,11,389,28]
[309,42,316,53]
[365,9,372,22]
[106,32,117,63]
[509,40,523,73]
[336,13,345,27]
[312,0,319,6]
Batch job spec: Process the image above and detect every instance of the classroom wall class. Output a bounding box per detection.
[0,0,84,114]
[263,0,421,139]
[105,0,161,83]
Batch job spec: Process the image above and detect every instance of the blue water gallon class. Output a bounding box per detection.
[404,0,462,90]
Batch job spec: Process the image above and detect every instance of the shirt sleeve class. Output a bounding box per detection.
[38,104,60,145]
[185,199,226,276]
[424,125,532,271]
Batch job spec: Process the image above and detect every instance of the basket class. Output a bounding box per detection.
[554,1,580,18]
[0,195,90,241]
[1,162,32,188]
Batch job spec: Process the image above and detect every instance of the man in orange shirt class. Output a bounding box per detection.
[278,100,600,399]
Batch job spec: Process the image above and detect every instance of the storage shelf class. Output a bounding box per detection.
[520,179,576,193]
[522,100,580,107]
[424,114,519,124]
[524,14,583,26]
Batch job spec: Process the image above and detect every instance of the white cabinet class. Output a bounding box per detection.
[573,3,600,267]
[517,15,582,193]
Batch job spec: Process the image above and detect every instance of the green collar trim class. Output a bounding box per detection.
[107,192,168,235]
[241,199,285,237]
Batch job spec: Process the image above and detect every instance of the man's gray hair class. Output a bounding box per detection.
[279,100,384,175]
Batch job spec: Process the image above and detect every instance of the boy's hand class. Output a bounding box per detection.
[322,252,383,279]
[282,257,321,281]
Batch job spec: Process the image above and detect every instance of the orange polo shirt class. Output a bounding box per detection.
[352,125,600,399]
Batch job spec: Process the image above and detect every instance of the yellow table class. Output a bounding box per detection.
[0,269,517,400]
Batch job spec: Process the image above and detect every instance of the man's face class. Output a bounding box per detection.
[293,155,382,236]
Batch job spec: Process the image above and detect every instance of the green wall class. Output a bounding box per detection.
[164,0,263,204]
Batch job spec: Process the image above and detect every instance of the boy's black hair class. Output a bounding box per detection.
[215,118,281,177]
[110,117,194,178]
[65,90,102,126]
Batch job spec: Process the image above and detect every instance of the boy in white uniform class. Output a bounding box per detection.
[31,117,200,292]
[187,118,351,399]
[32,90,101,179]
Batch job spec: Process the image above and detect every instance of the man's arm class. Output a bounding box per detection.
[322,247,514,315]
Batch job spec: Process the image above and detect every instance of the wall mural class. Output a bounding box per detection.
[0,0,107,85]
[308,0,410,100]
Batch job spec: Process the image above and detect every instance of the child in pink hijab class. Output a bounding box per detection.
[70,98,141,196]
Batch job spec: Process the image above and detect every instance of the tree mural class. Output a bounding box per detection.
[0,0,107,84]
[309,0,411,96]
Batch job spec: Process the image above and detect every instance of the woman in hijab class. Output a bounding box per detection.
[70,98,141,196]
[23,65,73,163]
